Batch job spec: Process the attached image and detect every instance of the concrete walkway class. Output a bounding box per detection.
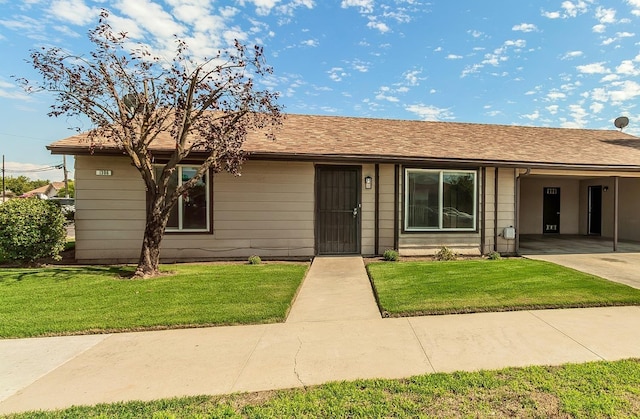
[286,257,380,322]
[2,258,640,414]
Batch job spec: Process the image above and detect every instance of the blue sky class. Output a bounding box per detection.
[1,0,640,181]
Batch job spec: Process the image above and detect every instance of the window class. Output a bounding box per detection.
[155,165,210,232]
[405,169,476,231]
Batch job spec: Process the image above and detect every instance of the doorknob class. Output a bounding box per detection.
[353,207,358,217]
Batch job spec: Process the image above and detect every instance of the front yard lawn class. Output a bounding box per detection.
[8,359,640,418]
[0,263,308,338]
[367,258,640,316]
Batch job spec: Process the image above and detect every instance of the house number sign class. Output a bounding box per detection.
[95,170,113,176]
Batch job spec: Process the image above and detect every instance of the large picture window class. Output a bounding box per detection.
[155,165,210,232]
[405,169,476,231]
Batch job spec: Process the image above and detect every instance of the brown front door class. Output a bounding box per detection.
[316,166,360,254]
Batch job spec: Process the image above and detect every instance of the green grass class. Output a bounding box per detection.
[5,359,640,418]
[0,263,308,338]
[367,258,640,316]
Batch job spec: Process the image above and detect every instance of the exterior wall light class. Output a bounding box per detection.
[364,175,372,189]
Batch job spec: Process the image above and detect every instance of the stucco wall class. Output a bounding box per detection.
[519,177,580,235]
[579,177,640,240]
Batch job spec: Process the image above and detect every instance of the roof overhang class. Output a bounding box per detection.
[48,144,640,173]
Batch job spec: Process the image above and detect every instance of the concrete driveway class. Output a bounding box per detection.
[520,235,640,289]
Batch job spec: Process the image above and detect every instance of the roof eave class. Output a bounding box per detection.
[47,146,640,172]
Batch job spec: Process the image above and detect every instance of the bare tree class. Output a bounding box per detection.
[19,10,283,277]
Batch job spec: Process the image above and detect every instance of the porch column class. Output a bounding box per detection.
[613,176,619,252]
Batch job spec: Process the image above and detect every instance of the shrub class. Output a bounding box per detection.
[434,246,457,261]
[248,255,262,265]
[0,199,66,262]
[382,249,399,261]
[487,251,502,260]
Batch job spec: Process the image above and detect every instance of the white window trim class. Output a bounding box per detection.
[162,165,211,232]
[404,168,477,232]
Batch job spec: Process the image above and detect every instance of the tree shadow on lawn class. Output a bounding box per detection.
[1,266,135,283]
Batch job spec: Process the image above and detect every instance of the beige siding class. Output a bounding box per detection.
[496,168,517,253]
[162,161,315,260]
[483,168,517,254]
[74,157,316,262]
[361,164,376,255]
[378,164,396,252]
[74,156,145,262]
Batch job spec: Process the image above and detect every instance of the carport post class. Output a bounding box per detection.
[614,176,619,252]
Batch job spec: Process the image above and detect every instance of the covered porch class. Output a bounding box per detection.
[516,169,640,254]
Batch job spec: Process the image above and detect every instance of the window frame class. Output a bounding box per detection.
[155,164,213,234]
[403,168,478,232]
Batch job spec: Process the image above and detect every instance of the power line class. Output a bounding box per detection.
[4,165,63,173]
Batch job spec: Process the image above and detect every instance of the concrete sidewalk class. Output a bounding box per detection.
[2,258,640,414]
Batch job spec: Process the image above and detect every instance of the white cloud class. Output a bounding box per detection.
[608,80,640,104]
[49,0,98,25]
[542,0,590,19]
[301,39,318,47]
[376,86,400,103]
[277,0,315,15]
[445,54,463,60]
[403,69,423,86]
[601,31,635,45]
[405,104,454,121]
[115,0,185,39]
[328,67,348,82]
[512,23,537,32]
[628,0,640,16]
[522,110,540,120]
[0,79,30,101]
[468,30,483,38]
[576,62,610,74]
[547,91,567,101]
[461,39,526,77]
[617,60,640,75]
[590,102,604,113]
[340,0,374,13]
[546,105,559,114]
[595,7,616,24]
[367,18,390,33]
[592,24,606,33]
[601,74,620,82]
[561,50,583,60]
[561,104,588,128]
[562,0,589,17]
[243,0,280,15]
[542,10,561,18]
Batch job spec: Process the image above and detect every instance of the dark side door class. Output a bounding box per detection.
[588,185,602,235]
[543,187,560,234]
[316,166,360,254]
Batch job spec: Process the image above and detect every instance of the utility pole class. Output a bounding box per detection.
[2,155,5,204]
[63,155,69,198]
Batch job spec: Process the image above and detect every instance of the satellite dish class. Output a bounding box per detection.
[614,116,629,130]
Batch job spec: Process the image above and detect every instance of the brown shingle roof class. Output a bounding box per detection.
[47,114,640,169]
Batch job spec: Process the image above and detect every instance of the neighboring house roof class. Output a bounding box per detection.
[21,182,65,198]
[47,114,640,170]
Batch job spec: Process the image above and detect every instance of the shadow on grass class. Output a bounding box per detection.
[1,266,136,283]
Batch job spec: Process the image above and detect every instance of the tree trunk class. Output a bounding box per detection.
[133,191,168,278]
